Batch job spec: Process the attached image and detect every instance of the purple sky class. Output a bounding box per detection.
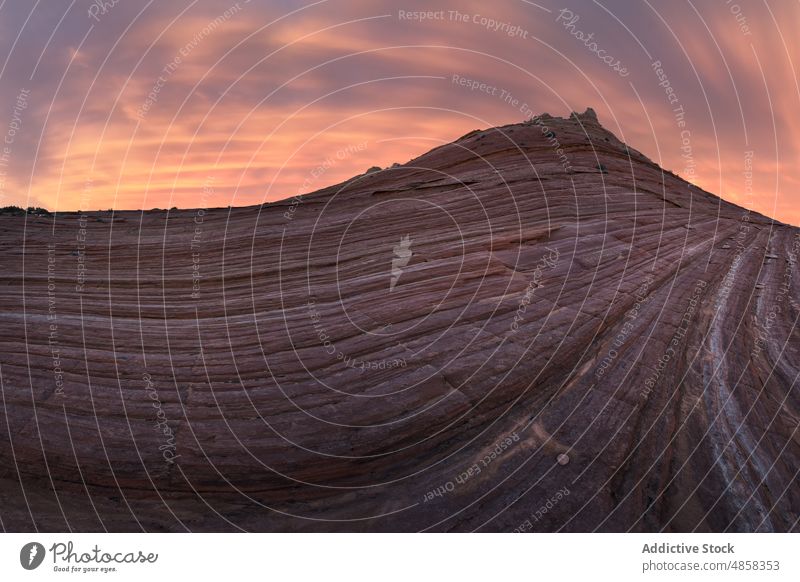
[0,0,797,224]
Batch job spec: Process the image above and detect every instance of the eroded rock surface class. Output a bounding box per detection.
[1,109,798,531]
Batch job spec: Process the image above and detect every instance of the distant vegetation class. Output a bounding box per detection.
[0,205,51,216]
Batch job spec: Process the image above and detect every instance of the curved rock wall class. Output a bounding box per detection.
[1,110,797,531]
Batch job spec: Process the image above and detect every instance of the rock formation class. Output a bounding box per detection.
[1,108,797,532]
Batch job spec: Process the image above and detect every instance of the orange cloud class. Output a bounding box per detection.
[0,0,796,225]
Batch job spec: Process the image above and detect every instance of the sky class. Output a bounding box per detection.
[0,0,798,225]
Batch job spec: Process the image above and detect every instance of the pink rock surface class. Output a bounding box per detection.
[0,109,797,531]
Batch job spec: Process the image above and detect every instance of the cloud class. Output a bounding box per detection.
[0,0,797,224]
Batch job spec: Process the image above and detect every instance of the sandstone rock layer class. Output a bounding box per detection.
[1,109,798,531]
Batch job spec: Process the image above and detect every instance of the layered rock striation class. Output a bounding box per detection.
[1,109,798,531]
